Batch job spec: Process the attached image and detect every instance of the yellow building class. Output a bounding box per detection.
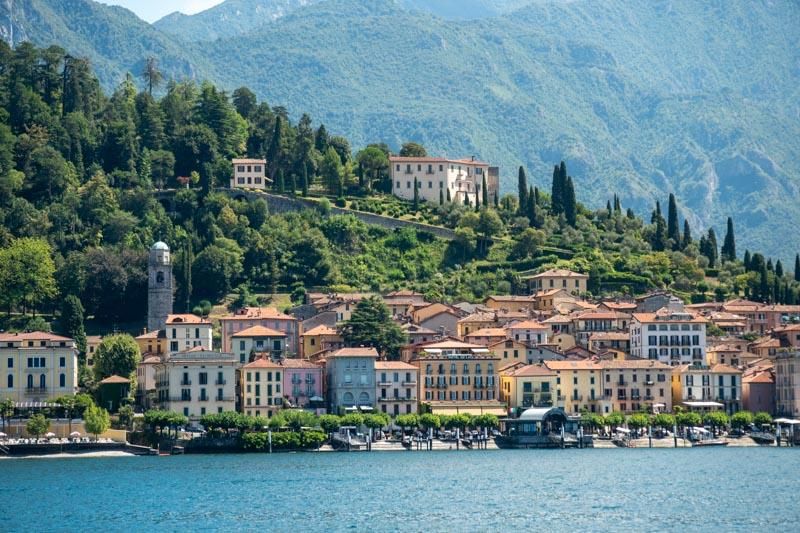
[484,295,536,313]
[525,269,589,295]
[135,329,167,359]
[489,338,530,366]
[543,360,602,414]
[0,331,78,403]
[85,335,103,367]
[598,360,672,415]
[300,325,344,358]
[500,363,557,410]
[240,358,285,418]
[671,364,742,415]
[411,340,505,416]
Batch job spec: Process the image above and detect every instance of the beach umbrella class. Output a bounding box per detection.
[69,431,81,437]
[45,432,56,438]
[0,432,7,438]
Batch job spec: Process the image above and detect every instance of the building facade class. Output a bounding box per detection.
[326,348,378,414]
[240,359,285,418]
[630,308,707,366]
[231,325,286,364]
[231,158,269,190]
[154,349,238,418]
[281,359,324,411]
[774,351,800,416]
[542,360,601,414]
[598,360,673,415]
[0,332,78,404]
[389,156,493,206]
[525,269,588,295]
[220,307,299,356]
[671,364,742,415]
[375,361,418,417]
[500,364,557,410]
[147,241,173,332]
[166,314,213,354]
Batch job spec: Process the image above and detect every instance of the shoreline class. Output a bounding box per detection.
[0,450,137,460]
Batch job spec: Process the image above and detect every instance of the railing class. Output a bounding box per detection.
[305,378,316,384]
[378,381,392,387]
[291,378,302,385]
[402,381,417,386]
[616,380,628,386]
[25,387,47,395]
[199,396,209,402]
[216,396,235,402]
[644,395,654,401]
[215,379,227,385]
[180,379,192,385]
[404,168,413,174]
[571,395,583,401]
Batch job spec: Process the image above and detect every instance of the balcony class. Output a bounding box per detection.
[291,377,302,385]
[616,380,628,386]
[216,396,235,402]
[571,395,583,402]
[644,395,654,401]
[631,395,641,401]
[557,395,566,401]
[180,379,192,386]
[199,396,209,402]
[25,387,48,396]
[378,397,416,402]
[215,379,227,385]
[378,381,392,387]
[404,168,413,174]
[402,380,417,386]
[305,378,316,384]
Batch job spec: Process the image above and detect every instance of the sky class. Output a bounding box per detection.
[97,1,226,23]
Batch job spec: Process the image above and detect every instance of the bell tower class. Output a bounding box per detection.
[147,241,173,332]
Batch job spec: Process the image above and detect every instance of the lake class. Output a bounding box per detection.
[2,448,799,531]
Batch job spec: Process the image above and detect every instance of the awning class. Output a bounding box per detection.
[429,406,507,416]
[615,428,631,433]
[682,401,724,408]
[774,418,800,425]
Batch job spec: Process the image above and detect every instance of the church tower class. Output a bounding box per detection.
[147,241,173,332]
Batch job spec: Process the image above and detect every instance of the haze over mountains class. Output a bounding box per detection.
[1,0,799,258]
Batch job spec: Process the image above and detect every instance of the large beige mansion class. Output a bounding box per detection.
[389,156,498,206]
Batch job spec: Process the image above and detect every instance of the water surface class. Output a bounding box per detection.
[2,448,798,531]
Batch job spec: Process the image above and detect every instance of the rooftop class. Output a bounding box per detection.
[166,314,209,325]
[221,307,295,321]
[232,158,266,164]
[302,325,339,336]
[544,360,601,371]
[525,268,589,280]
[506,364,556,377]
[375,361,417,370]
[231,325,287,338]
[507,320,549,330]
[388,155,490,166]
[329,347,379,358]
[0,331,74,343]
[99,375,131,384]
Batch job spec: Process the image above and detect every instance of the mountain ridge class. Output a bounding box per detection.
[1,0,798,260]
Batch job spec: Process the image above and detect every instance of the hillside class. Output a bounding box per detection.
[1,0,798,259]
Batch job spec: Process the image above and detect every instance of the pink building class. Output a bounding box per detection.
[281,359,325,413]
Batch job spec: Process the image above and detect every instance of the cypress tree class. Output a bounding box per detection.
[776,260,784,278]
[626,208,635,219]
[682,219,692,249]
[475,195,480,212]
[795,254,800,282]
[276,169,285,193]
[706,228,718,268]
[614,194,621,213]
[482,175,488,207]
[759,264,769,302]
[517,166,528,215]
[534,187,540,205]
[301,164,308,196]
[288,173,296,195]
[446,187,451,203]
[651,202,667,252]
[551,164,564,215]
[773,276,780,304]
[743,249,751,271]
[413,177,419,211]
[439,188,444,205]
[767,258,773,271]
[266,115,282,179]
[606,200,612,212]
[494,191,499,208]
[667,193,680,248]
[564,176,577,226]
[527,185,536,227]
[721,217,736,262]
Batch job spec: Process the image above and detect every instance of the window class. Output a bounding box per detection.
[59,373,65,387]
[254,165,262,172]
[199,372,208,385]
[237,165,245,172]
[7,375,12,388]
[237,177,245,184]
[439,165,443,171]
[7,358,12,368]
[428,181,432,188]
[27,374,33,389]
[39,374,46,388]
[247,165,252,172]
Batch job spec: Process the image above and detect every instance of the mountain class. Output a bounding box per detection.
[153,0,318,42]
[0,0,206,88]
[1,0,799,259]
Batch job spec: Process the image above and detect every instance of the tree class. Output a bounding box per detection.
[399,142,426,157]
[319,414,342,434]
[192,242,244,301]
[731,411,753,429]
[355,146,388,192]
[0,398,14,433]
[319,146,343,196]
[412,177,419,212]
[59,295,86,356]
[667,193,680,249]
[551,163,567,215]
[526,186,537,227]
[627,413,650,430]
[743,250,752,271]
[650,202,667,252]
[26,413,50,439]
[517,166,527,215]
[419,413,440,432]
[652,413,676,429]
[395,414,419,434]
[340,296,407,359]
[510,228,545,260]
[84,403,111,441]
[753,412,773,426]
[605,411,625,429]
[476,208,503,254]
[775,260,784,279]
[682,219,692,249]
[564,176,577,226]
[0,238,58,315]
[795,254,800,282]
[721,217,736,262]
[676,411,702,429]
[93,334,141,385]
[301,164,309,197]
[703,411,729,435]
[481,175,488,207]
[140,57,163,96]
[231,87,257,119]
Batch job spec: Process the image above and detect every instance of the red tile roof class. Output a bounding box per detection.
[231,325,287,338]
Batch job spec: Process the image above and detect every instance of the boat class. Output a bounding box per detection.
[749,431,776,445]
[170,445,185,455]
[692,440,728,447]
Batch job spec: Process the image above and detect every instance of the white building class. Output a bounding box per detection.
[230,325,287,365]
[154,348,238,418]
[231,158,269,190]
[166,314,213,354]
[0,332,78,404]
[389,156,496,206]
[630,308,708,366]
[506,320,550,345]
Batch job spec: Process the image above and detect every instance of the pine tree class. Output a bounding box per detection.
[776,260,784,278]
[564,176,577,226]
[721,217,736,262]
[413,177,419,212]
[482,175,488,207]
[682,219,692,249]
[667,193,680,249]
[439,188,444,205]
[743,250,751,271]
[795,254,800,282]
[517,166,527,215]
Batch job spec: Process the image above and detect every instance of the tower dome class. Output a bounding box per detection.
[151,241,169,251]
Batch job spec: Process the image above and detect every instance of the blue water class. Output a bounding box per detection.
[2,448,799,531]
